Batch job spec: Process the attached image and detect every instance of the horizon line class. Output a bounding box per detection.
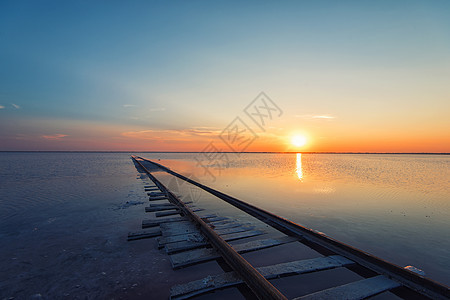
[0,151,449,155]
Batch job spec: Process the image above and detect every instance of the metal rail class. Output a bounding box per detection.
[132,156,288,300]
[135,156,450,300]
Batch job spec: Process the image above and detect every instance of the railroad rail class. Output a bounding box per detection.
[130,155,449,299]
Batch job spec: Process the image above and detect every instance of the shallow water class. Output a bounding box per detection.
[137,152,450,286]
[0,152,212,299]
[1,152,448,298]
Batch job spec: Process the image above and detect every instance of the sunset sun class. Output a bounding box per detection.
[291,135,307,147]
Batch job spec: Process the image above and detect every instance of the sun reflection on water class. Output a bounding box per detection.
[296,153,303,180]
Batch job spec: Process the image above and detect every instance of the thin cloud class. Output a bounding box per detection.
[312,115,335,119]
[11,103,20,109]
[42,134,68,140]
[122,104,136,108]
[186,127,222,136]
[0,105,4,109]
[121,127,222,141]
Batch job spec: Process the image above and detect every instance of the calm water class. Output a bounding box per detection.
[0,152,449,296]
[138,152,450,286]
[0,152,183,299]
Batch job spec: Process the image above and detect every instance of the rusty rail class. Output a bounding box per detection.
[132,156,287,300]
[135,155,450,300]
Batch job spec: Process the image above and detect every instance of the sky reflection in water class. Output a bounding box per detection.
[141,153,449,285]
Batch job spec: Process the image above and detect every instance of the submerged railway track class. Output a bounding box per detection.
[130,155,449,300]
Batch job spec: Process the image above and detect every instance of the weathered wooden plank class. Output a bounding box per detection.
[155,210,181,217]
[233,236,296,253]
[215,226,254,236]
[142,216,186,228]
[148,193,166,198]
[149,203,175,208]
[220,230,265,241]
[158,233,206,247]
[159,230,265,249]
[207,219,233,226]
[209,222,243,230]
[148,189,164,192]
[127,228,161,241]
[258,255,353,277]
[149,196,169,201]
[160,222,199,236]
[170,248,217,269]
[160,220,195,229]
[164,230,266,254]
[170,236,296,269]
[148,192,166,196]
[170,255,354,299]
[161,227,199,236]
[171,272,240,300]
[165,240,210,254]
[162,230,264,254]
[295,275,401,300]
[145,187,160,191]
[203,216,227,223]
[197,214,218,220]
[160,225,246,237]
[145,205,178,212]
[148,214,214,228]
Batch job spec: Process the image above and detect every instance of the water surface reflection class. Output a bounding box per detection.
[296,153,303,181]
[140,153,450,285]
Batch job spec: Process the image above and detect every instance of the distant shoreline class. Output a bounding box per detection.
[0,151,449,155]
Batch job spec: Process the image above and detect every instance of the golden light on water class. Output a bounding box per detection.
[296,153,303,180]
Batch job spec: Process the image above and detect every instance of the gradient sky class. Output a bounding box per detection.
[1,1,449,152]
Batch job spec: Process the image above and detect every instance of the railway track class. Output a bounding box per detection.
[130,156,449,299]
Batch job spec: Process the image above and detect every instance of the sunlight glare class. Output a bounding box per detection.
[292,135,307,147]
[296,153,303,180]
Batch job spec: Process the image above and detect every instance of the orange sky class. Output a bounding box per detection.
[1,2,449,152]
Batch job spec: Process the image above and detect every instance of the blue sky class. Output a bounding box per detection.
[1,1,449,151]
